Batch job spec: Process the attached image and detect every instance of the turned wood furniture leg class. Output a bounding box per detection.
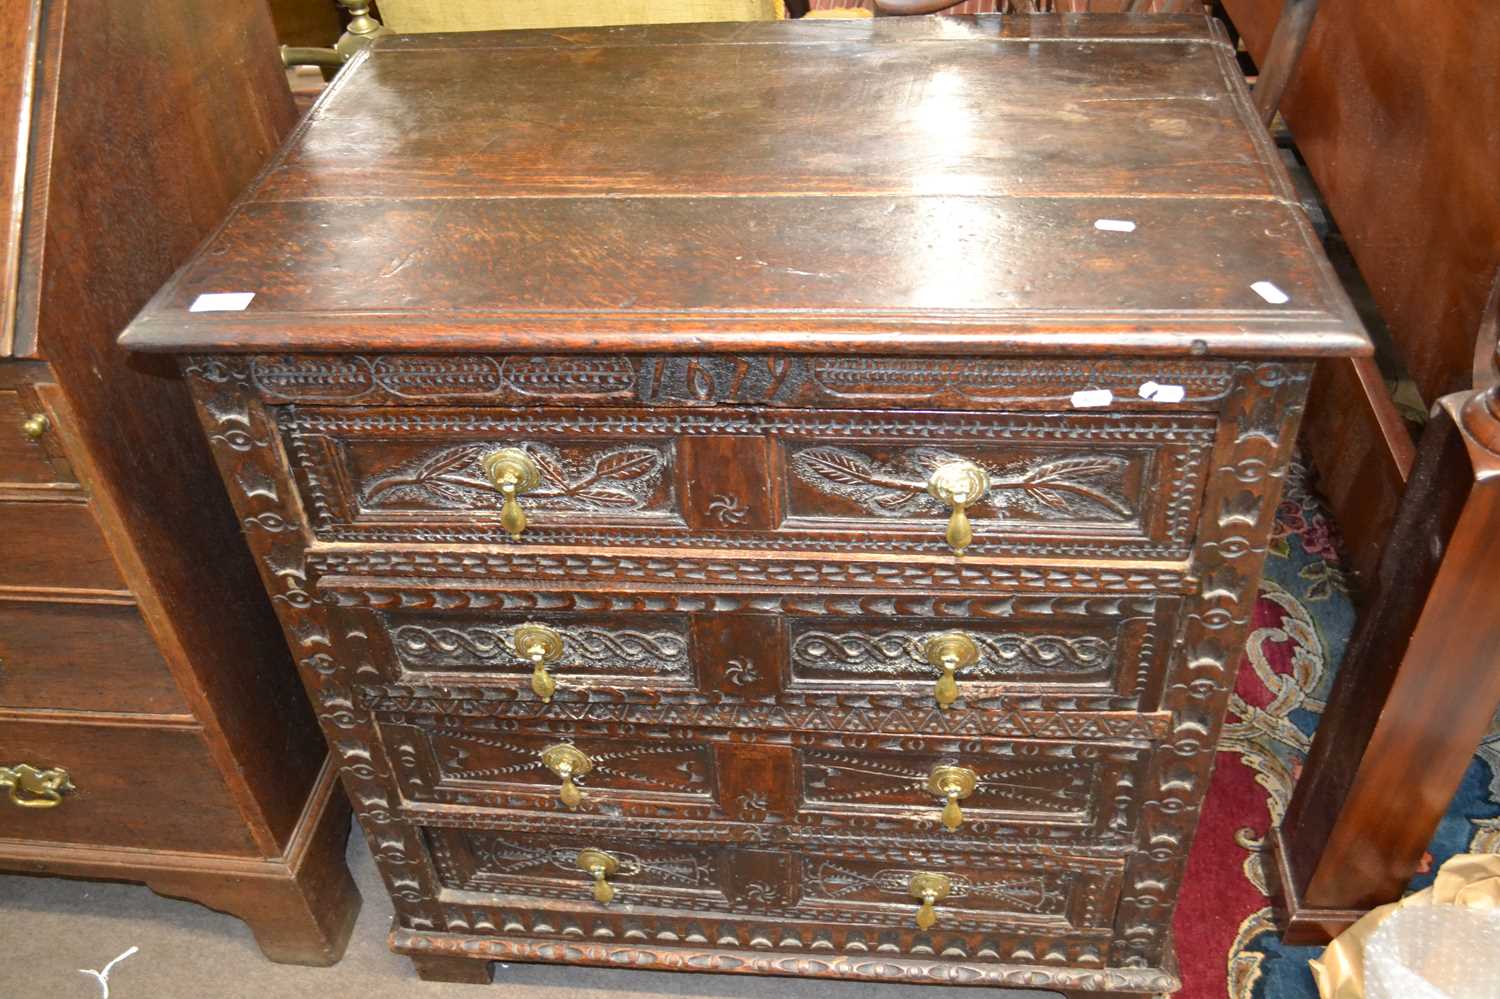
[411,954,495,984]
[1273,275,1500,945]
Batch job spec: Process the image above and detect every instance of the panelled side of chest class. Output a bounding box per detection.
[179,352,1311,988]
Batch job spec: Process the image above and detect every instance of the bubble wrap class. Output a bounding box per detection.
[1363,905,1500,999]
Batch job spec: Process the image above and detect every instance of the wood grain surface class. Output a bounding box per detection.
[120,15,1368,360]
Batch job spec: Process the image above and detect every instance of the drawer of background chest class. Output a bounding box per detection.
[378,722,1152,845]
[421,823,1123,939]
[277,405,1215,558]
[327,592,1181,719]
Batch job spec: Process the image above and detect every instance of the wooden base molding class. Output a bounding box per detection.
[0,755,360,966]
[392,925,1176,995]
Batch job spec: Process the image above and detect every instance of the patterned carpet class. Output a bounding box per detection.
[1172,457,1500,998]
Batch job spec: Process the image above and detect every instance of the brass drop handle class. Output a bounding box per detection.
[482,447,542,540]
[927,765,978,831]
[922,632,979,710]
[909,872,951,931]
[514,623,564,703]
[577,848,620,904]
[541,743,591,809]
[926,460,990,555]
[1,764,74,809]
[22,413,49,441]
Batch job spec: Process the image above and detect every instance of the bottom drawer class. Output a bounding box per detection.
[423,825,1122,937]
[0,717,257,855]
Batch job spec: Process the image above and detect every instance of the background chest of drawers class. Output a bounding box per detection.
[121,15,1369,996]
[1,0,357,964]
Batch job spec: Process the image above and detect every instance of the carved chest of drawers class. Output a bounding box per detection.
[121,14,1368,996]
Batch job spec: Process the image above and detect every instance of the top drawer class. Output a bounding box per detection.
[278,406,1214,559]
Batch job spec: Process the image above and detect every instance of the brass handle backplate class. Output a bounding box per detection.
[541,743,591,809]
[482,447,542,539]
[927,765,978,831]
[923,632,979,710]
[909,872,952,930]
[1,764,74,809]
[514,623,564,703]
[22,413,49,441]
[577,848,620,904]
[926,460,990,555]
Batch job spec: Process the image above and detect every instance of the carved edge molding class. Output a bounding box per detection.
[309,551,1193,596]
[239,352,1236,412]
[363,695,1174,742]
[1106,361,1311,969]
[180,355,451,933]
[390,927,1180,993]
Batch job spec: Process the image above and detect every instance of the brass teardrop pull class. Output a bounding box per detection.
[926,460,990,555]
[482,448,542,540]
[514,623,564,703]
[909,872,951,931]
[540,743,591,810]
[922,632,979,710]
[577,848,620,904]
[927,765,978,831]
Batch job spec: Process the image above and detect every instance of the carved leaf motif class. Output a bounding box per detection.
[796,447,887,487]
[589,449,660,482]
[572,484,645,508]
[361,442,668,515]
[526,447,568,485]
[792,446,1134,523]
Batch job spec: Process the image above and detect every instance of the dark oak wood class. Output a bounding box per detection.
[1271,274,1500,943]
[123,16,1366,994]
[0,0,358,964]
[121,17,1366,361]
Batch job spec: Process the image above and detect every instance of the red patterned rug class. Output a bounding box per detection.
[1172,458,1500,998]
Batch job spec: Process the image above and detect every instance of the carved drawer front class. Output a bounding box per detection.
[375,609,695,694]
[381,722,719,816]
[325,578,1181,719]
[425,826,732,910]
[420,824,1122,943]
[782,604,1175,712]
[792,740,1151,843]
[277,405,1215,557]
[795,849,1122,934]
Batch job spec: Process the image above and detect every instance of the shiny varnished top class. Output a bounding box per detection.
[121,14,1368,357]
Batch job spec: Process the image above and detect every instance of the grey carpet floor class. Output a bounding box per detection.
[1,825,1046,999]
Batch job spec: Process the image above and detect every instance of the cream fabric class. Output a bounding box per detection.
[378,0,785,32]
[1311,853,1500,999]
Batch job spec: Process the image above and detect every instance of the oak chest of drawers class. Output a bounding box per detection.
[121,14,1369,995]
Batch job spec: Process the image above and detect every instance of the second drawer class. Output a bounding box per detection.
[338,596,1179,717]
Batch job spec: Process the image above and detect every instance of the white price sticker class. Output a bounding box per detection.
[1138,381,1186,403]
[189,292,256,313]
[1070,388,1114,409]
[1250,281,1290,305]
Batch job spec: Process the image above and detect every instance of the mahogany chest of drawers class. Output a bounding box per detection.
[121,14,1369,995]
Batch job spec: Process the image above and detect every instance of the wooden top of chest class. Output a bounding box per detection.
[122,14,1368,359]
